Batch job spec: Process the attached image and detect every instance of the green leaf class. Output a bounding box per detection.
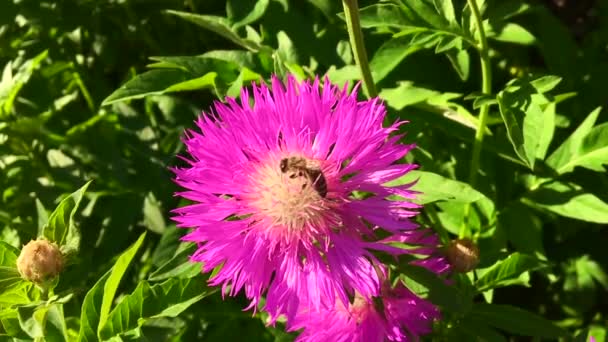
[102,55,240,105]
[16,303,67,340]
[228,0,270,29]
[78,270,111,342]
[41,181,92,253]
[0,50,48,118]
[458,316,508,342]
[103,69,216,105]
[523,181,608,224]
[433,0,457,26]
[17,304,47,339]
[497,80,552,169]
[165,10,262,52]
[355,4,408,28]
[143,192,166,234]
[35,198,49,237]
[401,264,472,314]
[476,253,547,292]
[490,23,536,45]
[388,170,490,204]
[403,0,449,29]
[0,266,23,294]
[369,37,421,83]
[470,303,567,338]
[149,243,201,282]
[0,241,19,267]
[226,67,261,98]
[98,277,213,340]
[445,48,470,81]
[98,232,147,337]
[547,107,603,174]
[498,203,545,255]
[530,75,562,93]
[379,82,438,110]
[536,102,556,160]
[560,123,608,173]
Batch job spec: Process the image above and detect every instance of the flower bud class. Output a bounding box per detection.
[16,239,64,283]
[445,238,479,273]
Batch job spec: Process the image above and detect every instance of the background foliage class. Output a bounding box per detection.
[0,0,607,340]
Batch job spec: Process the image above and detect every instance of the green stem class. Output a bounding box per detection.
[460,0,492,238]
[72,70,95,113]
[342,0,377,98]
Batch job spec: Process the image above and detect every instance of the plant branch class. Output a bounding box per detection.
[342,0,377,98]
[461,0,492,238]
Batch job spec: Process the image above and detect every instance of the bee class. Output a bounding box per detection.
[280,157,328,198]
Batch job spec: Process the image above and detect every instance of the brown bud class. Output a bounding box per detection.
[445,238,480,273]
[16,239,64,283]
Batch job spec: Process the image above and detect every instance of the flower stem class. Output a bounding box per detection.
[342,0,377,98]
[460,0,492,238]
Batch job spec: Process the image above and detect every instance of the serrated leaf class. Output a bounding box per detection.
[42,181,91,254]
[98,232,147,337]
[471,303,567,338]
[98,277,213,340]
[476,253,547,292]
[547,107,602,174]
[523,181,608,224]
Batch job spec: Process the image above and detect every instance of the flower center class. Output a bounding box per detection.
[249,155,330,232]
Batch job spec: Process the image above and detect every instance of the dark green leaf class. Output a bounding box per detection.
[0,266,23,294]
[476,253,547,292]
[400,264,472,314]
[471,303,567,338]
[149,243,201,282]
[523,181,608,224]
[98,277,213,340]
[370,37,421,83]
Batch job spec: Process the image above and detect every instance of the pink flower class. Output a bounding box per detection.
[172,75,446,322]
[290,281,441,342]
